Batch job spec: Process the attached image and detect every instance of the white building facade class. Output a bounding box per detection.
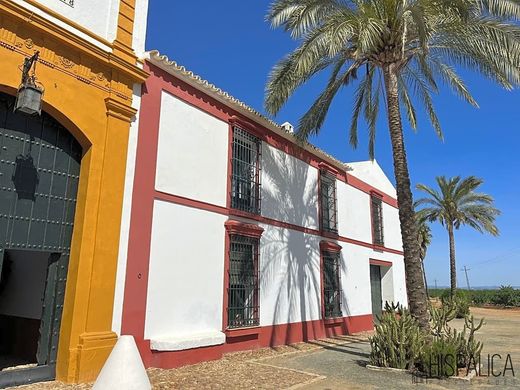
[114,51,407,368]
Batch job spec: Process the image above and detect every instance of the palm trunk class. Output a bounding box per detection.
[422,260,429,298]
[383,63,430,332]
[447,224,457,296]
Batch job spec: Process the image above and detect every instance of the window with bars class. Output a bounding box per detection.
[227,235,260,328]
[371,196,384,246]
[323,251,342,318]
[231,127,261,214]
[320,172,338,233]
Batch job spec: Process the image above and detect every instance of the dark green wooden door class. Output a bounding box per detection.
[370,265,383,321]
[0,92,82,387]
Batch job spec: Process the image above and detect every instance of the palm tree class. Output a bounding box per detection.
[415,176,500,296]
[264,0,520,331]
[416,214,432,296]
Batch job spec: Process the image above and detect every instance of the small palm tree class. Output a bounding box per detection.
[416,214,432,296]
[416,176,500,296]
[264,0,520,331]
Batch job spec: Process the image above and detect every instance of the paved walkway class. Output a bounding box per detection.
[262,307,520,389]
[265,339,519,389]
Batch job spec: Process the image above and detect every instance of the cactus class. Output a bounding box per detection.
[370,302,486,374]
[369,304,426,369]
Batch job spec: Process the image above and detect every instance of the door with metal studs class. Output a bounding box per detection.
[0,92,82,387]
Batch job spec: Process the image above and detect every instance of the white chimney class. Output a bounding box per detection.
[282,122,294,133]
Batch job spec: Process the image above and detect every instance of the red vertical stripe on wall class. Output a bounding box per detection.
[121,63,162,362]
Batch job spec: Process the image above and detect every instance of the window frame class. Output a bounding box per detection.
[320,242,343,319]
[371,194,385,247]
[224,220,263,331]
[319,170,338,234]
[230,126,262,215]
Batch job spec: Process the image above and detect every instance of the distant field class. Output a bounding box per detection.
[428,286,520,307]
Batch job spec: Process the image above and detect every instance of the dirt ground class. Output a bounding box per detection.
[8,307,520,389]
[7,334,370,390]
[451,306,520,377]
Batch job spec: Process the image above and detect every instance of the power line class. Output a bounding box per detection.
[467,246,520,269]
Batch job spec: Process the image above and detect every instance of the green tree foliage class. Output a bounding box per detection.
[416,176,500,295]
[265,0,519,330]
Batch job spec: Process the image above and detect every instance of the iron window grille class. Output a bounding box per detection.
[320,172,338,233]
[323,251,342,318]
[228,235,260,328]
[371,196,384,246]
[231,127,261,214]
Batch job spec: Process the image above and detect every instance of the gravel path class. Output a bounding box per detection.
[7,335,370,390]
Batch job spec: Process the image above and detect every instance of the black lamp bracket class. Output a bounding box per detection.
[19,51,40,86]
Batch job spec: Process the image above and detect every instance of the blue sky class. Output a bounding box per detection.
[146,1,520,288]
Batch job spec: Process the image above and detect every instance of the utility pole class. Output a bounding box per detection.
[434,279,438,290]
[462,266,471,290]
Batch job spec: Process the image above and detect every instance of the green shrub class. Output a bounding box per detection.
[440,290,470,318]
[491,285,518,306]
[427,288,446,299]
[369,304,426,369]
[470,290,494,306]
[420,338,459,378]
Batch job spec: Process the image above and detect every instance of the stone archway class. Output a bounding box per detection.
[0,92,82,387]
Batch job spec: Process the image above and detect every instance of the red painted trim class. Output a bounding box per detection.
[320,240,342,253]
[317,168,323,233]
[121,62,397,363]
[158,191,229,216]
[229,115,266,141]
[146,62,398,209]
[221,228,231,333]
[370,189,384,199]
[121,63,162,359]
[346,173,398,208]
[226,123,233,210]
[318,161,339,175]
[225,326,261,338]
[222,225,261,332]
[369,194,385,247]
[323,317,344,325]
[152,189,403,255]
[140,314,373,370]
[370,259,393,267]
[319,250,326,320]
[224,220,264,238]
[318,170,340,236]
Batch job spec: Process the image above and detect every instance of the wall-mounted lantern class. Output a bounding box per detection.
[15,51,44,116]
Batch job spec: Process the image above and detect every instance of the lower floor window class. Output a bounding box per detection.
[228,235,260,328]
[323,252,342,318]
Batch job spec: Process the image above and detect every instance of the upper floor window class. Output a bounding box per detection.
[320,172,338,233]
[323,251,342,318]
[371,195,384,246]
[231,127,261,214]
[227,234,260,328]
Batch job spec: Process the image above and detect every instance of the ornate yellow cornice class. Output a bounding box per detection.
[0,0,148,84]
[105,97,138,122]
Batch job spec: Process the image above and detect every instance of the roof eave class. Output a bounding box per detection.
[144,50,352,174]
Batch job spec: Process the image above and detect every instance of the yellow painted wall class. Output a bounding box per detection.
[0,0,146,383]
